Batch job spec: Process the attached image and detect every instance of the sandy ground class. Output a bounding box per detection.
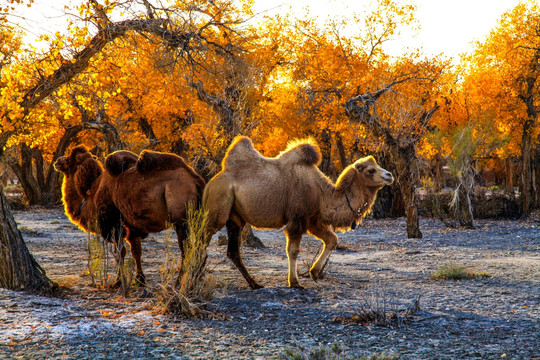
[0,207,539,359]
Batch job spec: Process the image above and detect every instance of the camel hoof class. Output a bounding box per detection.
[289,283,304,289]
[139,288,152,298]
[134,274,146,288]
[309,270,320,282]
[249,282,264,290]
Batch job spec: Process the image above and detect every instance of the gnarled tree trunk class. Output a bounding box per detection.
[344,81,439,238]
[0,187,57,295]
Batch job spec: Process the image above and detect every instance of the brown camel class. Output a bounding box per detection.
[55,146,205,287]
[203,136,394,289]
[54,146,137,285]
[99,148,206,285]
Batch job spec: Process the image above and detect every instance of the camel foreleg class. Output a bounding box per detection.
[110,240,127,289]
[285,234,303,288]
[284,218,308,288]
[125,232,145,288]
[307,223,338,281]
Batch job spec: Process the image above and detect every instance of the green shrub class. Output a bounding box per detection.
[430,263,492,280]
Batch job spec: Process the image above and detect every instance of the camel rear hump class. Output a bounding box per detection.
[136,150,206,193]
[277,138,321,166]
[136,150,189,174]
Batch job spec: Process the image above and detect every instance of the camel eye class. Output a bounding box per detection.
[367,169,376,174]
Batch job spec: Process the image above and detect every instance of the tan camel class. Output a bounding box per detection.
[203,136,394,289]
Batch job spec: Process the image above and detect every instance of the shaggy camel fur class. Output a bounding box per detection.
[100,148,206,285]
[55,146,205,287]
[54,146,137,285]
[204,136,394,289]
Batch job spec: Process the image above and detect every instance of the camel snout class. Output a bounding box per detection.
[383,171,394,184]
[53,156,67,172]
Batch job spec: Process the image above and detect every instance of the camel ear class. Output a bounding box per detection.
[75,152,88,164]
[354,162,366,172]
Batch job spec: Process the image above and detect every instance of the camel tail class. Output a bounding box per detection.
[105,150,138,177]
[278,138,322,166]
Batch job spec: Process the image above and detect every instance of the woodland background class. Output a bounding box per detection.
[1,0,539,238]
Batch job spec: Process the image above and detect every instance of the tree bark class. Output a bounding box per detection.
[395,156,423,238]
[505,157,514,191]
[517,46,540,216]
[520,120,533,216]
[242,225,265,249]
[0,187,57,295]
[7,144,42,205]
[317,128,336,179]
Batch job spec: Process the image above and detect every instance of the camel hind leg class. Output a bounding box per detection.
[125,227,148,288]
[226,220,263,289]
[203,173,235,240]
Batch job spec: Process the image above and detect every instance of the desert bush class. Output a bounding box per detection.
[333,286,421,328]
[86,232,110,288]
[156,203,216,317]
[430,263,492,280]
[280,343,398,360]
[86,231,134,295]
[419,187,520,222]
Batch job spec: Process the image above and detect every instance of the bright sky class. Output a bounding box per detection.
[252,0,525,60]
[12,0,525,61]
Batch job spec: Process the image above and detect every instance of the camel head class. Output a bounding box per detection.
[54,146,103,197]
[54,146,96,174]
[352,156,394,189]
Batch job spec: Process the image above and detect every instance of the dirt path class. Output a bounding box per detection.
[1,208,539,359]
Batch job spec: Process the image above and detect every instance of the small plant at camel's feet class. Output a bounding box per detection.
[86,232,109,288]
[430,263,492,280]
[156,203,216,317]
[280,343,398,360]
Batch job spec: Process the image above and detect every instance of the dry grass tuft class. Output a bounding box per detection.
[280,342,398,360]
[333,286,421,328]
[156,203,216,318]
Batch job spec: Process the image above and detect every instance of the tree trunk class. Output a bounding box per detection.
[399,172,423,238]
[456,182,474,228]
[534,144,540,208]
[520,125,533,216]
[344,81,439,238]
[8,144,42,205]
[505,157,514,191]
[317,128,336,179]
[335,133,348,173]
[0,187,57,295]
[432,153,444,191]
[242,225,265,249]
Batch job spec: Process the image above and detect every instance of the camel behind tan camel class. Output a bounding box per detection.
[102,149,206,266]
[204,136,394,289]
[55,146,205,288]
